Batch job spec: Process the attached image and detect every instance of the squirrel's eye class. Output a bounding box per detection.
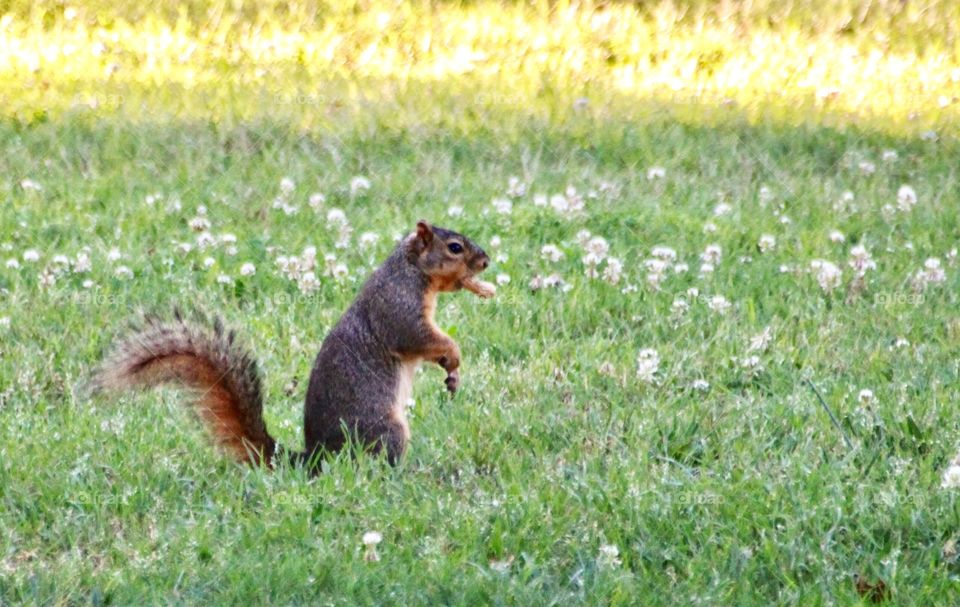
[447,242,464,254]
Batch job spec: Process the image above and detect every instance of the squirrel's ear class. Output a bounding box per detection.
[415,220,434,245]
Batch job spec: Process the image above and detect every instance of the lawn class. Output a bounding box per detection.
[1,1,959,604]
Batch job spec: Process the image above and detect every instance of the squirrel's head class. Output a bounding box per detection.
[407,220,490,291]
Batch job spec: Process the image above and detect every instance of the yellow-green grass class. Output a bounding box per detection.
[3,0,959,134]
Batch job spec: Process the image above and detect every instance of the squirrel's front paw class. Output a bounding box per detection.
[461,277,496,299]
[445,369,460,394]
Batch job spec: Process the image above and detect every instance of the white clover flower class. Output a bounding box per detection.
[0,316,9,328]
[507,176,526,198]
[858,161,876,175]
[335,226,352,249]
[644,258,669,289]
[71,252,91,273]
[82,279,95,289]
[857,389,875,404]
[496,273,511,286]
[308,193,326,209]
[942,465,960,489]
[829,230,845,244]
[563,186,584,215]
[575,230,593,247]
[544,274,569,290]
[107,247,123,262]
[703,222,718,234]
[216,273,233,284]
[598,180,618,196]
[6,258,20,269]
[897,185,917,212]
[636,349,660,383]
[331,263,349,281]
[597,361,617,377]
[708,295,731,314]
[20,178,42,191]
[38,269,56,287]
[916,258,946,286]
[646,270,666,290]
[644,258,669,274]
[489,236,502,249]
[114,265,133,279]
[748,326,772,352]
[202,257,215,269]
[597,544,621,568]
[447,205,464,218]
[811,260,843,292]
[297,271,320,294]
[674,262,689,274]
[646,166,666,180]
[585,237,609,259]
[691,379,710,391]
[532,193,548,207]
[275,256,297,279]
[279,177,295,196]
[758,186,774,204]
[603,258,623,285]
[492,198,513,215]
[196,232,216,249]
[322,253,337,273]
[350,176,371,196]
[326,208,348,226]
[541,245,565,262]
[489,556,514,574]
[882,150,898,162]
[699,262,715,275]
[671,298,689,314]
[362,531,383,562]
[740,355,763,372]
[582,253,602,279]
[758,234,776,253]
[713,202,733,216]
[23,249,41,262]
[701,244,722,264]
[848,245,876,276]
[220,233,237,246]
[189,216,211,232]
[549,194,569,215]
[651,246,677,262]
[359,232,380,248]
[240,263,256,276]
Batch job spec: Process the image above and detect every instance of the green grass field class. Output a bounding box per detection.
[2,1,960,604]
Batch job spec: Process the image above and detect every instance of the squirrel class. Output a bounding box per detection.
[92,220,495,470]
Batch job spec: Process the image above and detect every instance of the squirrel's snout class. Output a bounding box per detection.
[475,253,490,272]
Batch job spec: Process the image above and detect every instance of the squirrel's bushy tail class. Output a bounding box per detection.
[92,311,277,466]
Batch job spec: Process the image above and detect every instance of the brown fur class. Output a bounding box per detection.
[92,313,276,466]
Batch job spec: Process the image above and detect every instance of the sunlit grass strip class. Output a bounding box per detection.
[1,2,958,133]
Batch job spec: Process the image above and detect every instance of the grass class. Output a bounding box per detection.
[1,1,960,604]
